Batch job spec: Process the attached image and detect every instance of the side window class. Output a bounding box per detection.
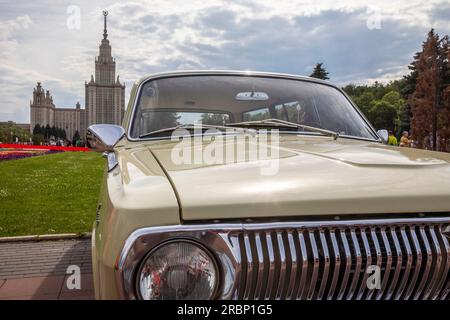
[274,101,321,126]
[242,107,270,121]
[200,113,231,125]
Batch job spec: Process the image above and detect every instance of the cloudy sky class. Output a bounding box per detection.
[1,0,450,123]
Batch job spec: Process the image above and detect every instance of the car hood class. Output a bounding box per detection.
[120,135,450,220]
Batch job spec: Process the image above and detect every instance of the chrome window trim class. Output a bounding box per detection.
[124,130,381,143]
[124,70,381,143]
[115,216,450,300]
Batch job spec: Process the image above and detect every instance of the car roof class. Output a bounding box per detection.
[134,70,336,88]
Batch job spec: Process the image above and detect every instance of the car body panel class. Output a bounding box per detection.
[92,70,450,300]
[114,134,450,221]
[92,145,180,299]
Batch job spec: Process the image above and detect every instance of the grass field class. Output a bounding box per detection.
[0,151,104,237]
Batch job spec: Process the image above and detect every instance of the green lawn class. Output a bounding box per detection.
[0,151,104,237]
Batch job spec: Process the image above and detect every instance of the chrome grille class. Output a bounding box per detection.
[232,222,450,300]
[117,217,450,300]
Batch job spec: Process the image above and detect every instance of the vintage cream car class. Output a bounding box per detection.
[86,71,450,300]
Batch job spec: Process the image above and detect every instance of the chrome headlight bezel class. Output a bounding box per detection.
[116,224,241,300]
[134,238,220,300]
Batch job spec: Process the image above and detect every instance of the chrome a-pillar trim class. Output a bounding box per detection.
[115,216,450,300]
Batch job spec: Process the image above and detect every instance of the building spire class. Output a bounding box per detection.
[102,10,108,39]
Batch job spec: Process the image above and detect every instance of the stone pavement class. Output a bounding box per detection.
[0,238,94,300]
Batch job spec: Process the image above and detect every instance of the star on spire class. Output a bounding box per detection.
[103,10,108,39]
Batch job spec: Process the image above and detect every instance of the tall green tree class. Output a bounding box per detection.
[33,124,42,135]
[382,91,404,109]
[51,125,57,138]
[44,124,51,140]
[368,100,398,131]
[200,113,230,125]
[0,123,32,143]
[32,134,44,145]
[72,130,81,146]
[309,63,329,80]
[343,82,406,132]
[397,104,412,136]
[352,91,375,115]
[402,52,420,98]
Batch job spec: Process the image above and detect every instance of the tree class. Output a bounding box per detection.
[400,51,421,138]
[368,100,398,131]
[44,124,51,140]
[397,104,412,137]
[56,128,66,140]
[438,36,450,152]
[54,127,65,140]
[72,130,81,146]
[352,91,375,115]
[51,125,57,139]
[309,63,329,80]
[32,134,44,145]
[0,123,32,143]
[33,124,42,135]
[200,113,230,125]
[409,29,446,150]
[381,91,404,109]
[402,52,420,98]
[343,82,406,133]
[149,112,180,131]
[380,91,405,134]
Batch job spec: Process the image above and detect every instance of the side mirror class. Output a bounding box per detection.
[86,124,125,171]
[377,129,389,144]
[86,124,125,152]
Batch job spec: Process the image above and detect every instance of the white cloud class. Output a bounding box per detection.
[0,14,32,37]
[0,0,449,122]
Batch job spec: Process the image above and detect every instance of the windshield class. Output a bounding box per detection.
[130,75,376,140]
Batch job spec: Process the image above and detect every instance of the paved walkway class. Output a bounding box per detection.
[0,238,94,300]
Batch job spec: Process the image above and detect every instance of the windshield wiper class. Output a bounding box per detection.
[139,123,255,138]
[225,118,340,140]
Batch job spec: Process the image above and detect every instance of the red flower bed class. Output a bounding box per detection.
[0,144,90,161]
[0,144,89,152]
[0,149,62,161]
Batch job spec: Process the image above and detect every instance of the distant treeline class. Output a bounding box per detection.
[0,123,31,143]
[32,124,82,146]
[311,29,450,152]
[342,80,410,138]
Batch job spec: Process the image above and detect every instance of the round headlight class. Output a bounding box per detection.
[136,240,219,300]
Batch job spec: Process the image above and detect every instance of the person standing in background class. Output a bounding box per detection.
[388,130,398,146]
[399,131,410,147]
